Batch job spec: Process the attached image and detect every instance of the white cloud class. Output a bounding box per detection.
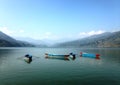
[29,32,59,40]
[44,32,52,38]
[39,32,59,40]
[19,29,24,33]
[78,30,105,38]
[0,27,25,37]
[35,30,105,41]
[0,27,14,35]
[0,27,107,42]
[45,32,52,35]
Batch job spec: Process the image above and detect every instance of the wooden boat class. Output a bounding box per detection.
[45,53,69,59]
[45,53,76,60]
[45,56,70,61]
[80,52,100,59]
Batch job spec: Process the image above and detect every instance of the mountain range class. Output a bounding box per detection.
[0,31,120,47]
[0,31,34,47]
[54,31,120,48]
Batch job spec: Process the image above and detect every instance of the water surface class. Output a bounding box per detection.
[0,47,120,85]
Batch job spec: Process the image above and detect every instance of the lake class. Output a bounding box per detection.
[0,47,120,85]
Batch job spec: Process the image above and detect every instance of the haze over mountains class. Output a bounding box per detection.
[54,31,120,48]
[14,37,56,46]
[0,31,120,47]
[0,31,34,47]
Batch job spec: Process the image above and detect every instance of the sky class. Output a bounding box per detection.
[0,0,120,41]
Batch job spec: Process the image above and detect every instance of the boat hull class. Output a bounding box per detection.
[45,53,69,58]
[80,52,100,59]
[24,57,32,63]
[45,53,76,60]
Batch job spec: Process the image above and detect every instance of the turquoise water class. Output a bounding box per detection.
[0,48,120,85]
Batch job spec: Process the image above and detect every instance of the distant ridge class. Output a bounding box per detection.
[54,31,120,48]
[0,31,18,43]
[0,31,34,47]
[1,31,120,47]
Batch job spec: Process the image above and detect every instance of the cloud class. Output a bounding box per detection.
[37,30,105,41]
[78,30,105,38]
[44,32,52,38]
[39,32,59,40]
[0,26,25,37]
[19,29,24,33]
[30,32,52,40]
[0,27,107,42]
[0,27,14,35]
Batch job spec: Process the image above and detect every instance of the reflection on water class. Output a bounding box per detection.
[45,57,70,61]
[0,48,120,85]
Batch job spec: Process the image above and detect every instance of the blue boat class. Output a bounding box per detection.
[45,53,76,60]
[80,52,100,59]
[45,53,69,59]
